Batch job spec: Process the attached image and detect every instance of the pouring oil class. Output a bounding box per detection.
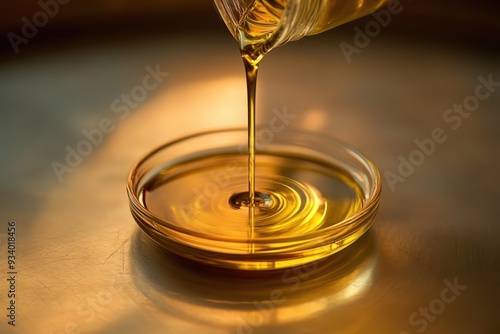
[140,0,385,257]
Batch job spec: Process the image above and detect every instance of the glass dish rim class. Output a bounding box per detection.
[126,127,382,244]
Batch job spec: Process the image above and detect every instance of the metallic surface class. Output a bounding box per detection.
[0,30,499,333]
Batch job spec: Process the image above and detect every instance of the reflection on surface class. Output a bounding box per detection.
[130,229,378,330]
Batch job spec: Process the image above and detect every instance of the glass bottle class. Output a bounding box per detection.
[214,0,388,60]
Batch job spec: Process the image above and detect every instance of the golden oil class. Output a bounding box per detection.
[142,153,364,254]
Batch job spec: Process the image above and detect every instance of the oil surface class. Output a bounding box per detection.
[143,153,363,253]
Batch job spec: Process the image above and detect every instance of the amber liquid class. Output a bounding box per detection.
[144,153,364,253]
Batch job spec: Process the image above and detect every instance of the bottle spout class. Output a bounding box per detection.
[214,0,294,60]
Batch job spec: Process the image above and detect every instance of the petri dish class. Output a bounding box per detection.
[127,128,381,270]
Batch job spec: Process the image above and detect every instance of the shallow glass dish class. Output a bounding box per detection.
[127,128,381,270]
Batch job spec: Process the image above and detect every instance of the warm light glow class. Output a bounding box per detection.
[301,108,328,131]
